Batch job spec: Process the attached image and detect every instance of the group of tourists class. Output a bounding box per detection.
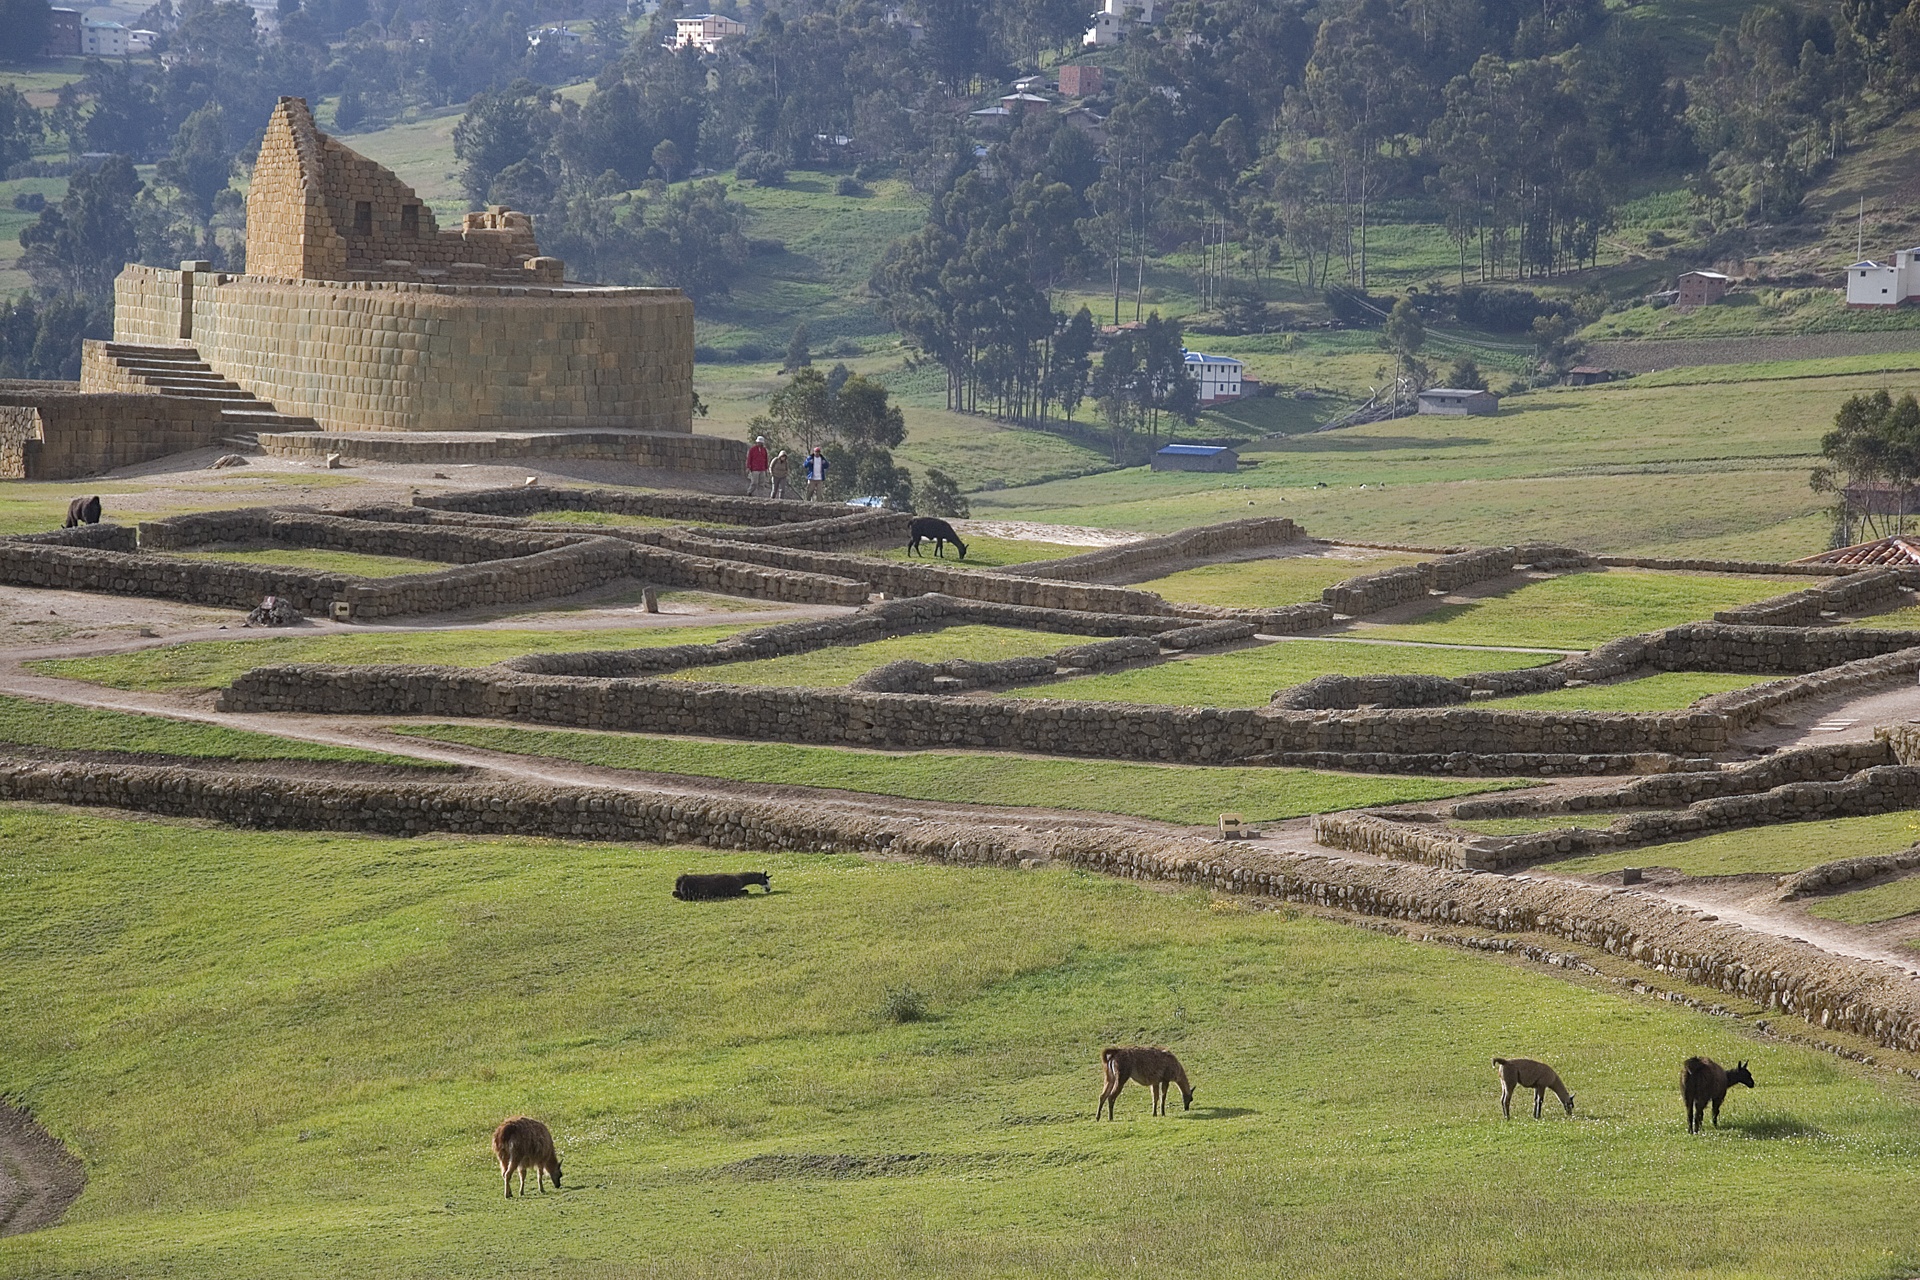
[745,436,829,500]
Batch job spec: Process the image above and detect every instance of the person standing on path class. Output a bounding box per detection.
[803,446,829,501]
[746,436,771,497]
[770,449,791,500]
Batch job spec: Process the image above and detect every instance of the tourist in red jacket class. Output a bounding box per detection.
[746,435,771,497]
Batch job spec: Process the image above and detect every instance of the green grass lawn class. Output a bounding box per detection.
[1807,874,1920,925]
[1541,812,1920,878]
[1013,639,1552,708]
[1139,551,1427,607]
[1454,815,1629,835]
[672,625,1092,687]
[32,625,751,693]
[390,725,1509,825]
[1490,671,1770,711]
[518,510,693,530]
[1357,570,1802,649]
[155,549,458,578]
[4,806,1919,1278]
[1850,602,1920,629]
[0,694,428,766]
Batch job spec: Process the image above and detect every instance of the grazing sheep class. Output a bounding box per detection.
[1493,1056,1575,1119]
[492,1117,562,1198]
[63,495,100,528]
[1097,1046,1194,1119]
[906,517,968,560]
[1681,1056,1754,1133]
[672,871,772,901]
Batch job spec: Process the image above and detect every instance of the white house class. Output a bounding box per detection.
[1184,350,1243,404]
[1847,248,1920,307]
[671,13,746,52]
[126,27,157,50]
[1085,0,1157,46]
[82,19,130,56]
[526,23,584,51]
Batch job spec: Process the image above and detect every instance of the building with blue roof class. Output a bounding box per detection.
[1151,443,1239,473]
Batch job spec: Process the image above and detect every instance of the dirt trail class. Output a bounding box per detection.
[0,1105,84,1237]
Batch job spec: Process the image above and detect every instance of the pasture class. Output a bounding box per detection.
[1532,813,1920,878]
[3,808,1919,1279]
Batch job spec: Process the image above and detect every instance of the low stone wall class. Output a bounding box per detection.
[259,429,744,473]
[342,540,634,620]
[1275,672,1476,710]
[1595,554,1856,577]
[1776,846,1920,900]
[1714,568,1910,626]
[700,510,910,551]
[662,530,1186,616]
[139,507,582,564]
[0,542,351,613]
[3,755,1915,1053]
[1320,546,1530,617]
[999,517,1304,582]
[6,524,137,552]
[1448,741,1897,819]
[1323,766,1920,870]
[415,485,832,528]
[219,662,1738,764]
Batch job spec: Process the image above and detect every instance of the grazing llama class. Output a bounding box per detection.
[672,871,771,900]
[906,517,968,560]
[1097,1046,1194,1119]
[1681,1056,1755,1133]
[492,1117,562,1198]
[1492,1057,1576,1119]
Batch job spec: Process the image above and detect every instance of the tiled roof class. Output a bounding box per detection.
[1794,536,1920,566]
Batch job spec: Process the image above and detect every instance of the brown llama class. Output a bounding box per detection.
[1493,1056,1576,1119]
[492,1117,563,1198]
[1097,1046,1194,1119]
[1681,1056,1755,1133]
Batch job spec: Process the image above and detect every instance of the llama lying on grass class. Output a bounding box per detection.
[492,1117,562,1198]
[672,871,771,900]
[1682,1056,1755,1133]
[1493,1056,1575,1119]
[1097,1046,1194,1119]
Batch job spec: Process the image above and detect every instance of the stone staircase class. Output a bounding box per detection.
[92,343,319,447]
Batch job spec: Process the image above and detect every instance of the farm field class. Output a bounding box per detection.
[667,624,1096,687]
[4,808,1920,1279]
[1537,813,1920,878]
[1355,570,1802,649]
[32,624,751,693]
[391,725,1510,824]
[1005,638,1553,708]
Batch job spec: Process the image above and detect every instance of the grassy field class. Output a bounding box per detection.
[0,694,426,765]
[1139,551,1427,607]
[331,108,469,217]
[1541,813,1920,878]
[671,625,1092,687]
[390,724,1509,825]
[1356,570,1801,649]
[961,368,1903,556]
[1488,671,1770,711]
[1007,639,1552,708]
[1807,874,1920,925]
[32,625,751,693]
[5,807,1920,1278]
[156,549,457,578]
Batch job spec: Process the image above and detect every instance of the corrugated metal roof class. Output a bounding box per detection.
[1157,444,1231,456]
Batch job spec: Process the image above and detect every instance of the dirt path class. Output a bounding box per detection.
[0,1105,84,1237]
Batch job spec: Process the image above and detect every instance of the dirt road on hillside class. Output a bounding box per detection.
[0,1105,84,1237]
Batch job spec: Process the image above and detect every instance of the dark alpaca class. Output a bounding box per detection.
[1682,1056,1755,1132]
[492,1117,562,1198]
[64,496,100,528]
[1493,1056,1575,1119]
[906,517,968,560]
[672,871,772,901]
[1097,1046,1194,1119]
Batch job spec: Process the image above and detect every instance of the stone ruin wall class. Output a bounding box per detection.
[113,266,695,435]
